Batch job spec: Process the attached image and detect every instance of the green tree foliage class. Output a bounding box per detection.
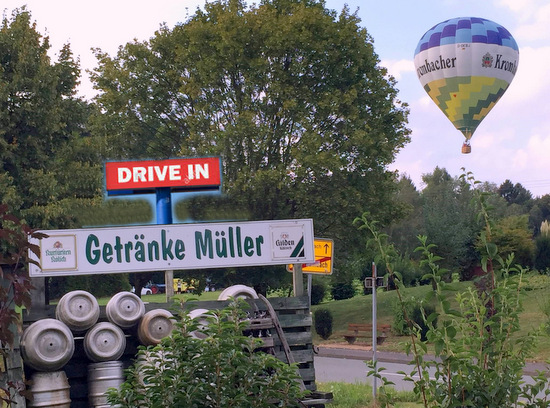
[330,280,355,300]
[0,8,102,229]
[357,172,550,407]
[535,221,550,272]
[535,236,550,273]
[498,179,533,206]
[386,175,424,257]
[529,194,550,235]
[420,167,479,278]
[90,0,411,289]
[107,300,306,407]
[490,215,535,269]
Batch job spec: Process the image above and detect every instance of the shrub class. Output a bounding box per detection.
[107,300,306,408]
[310,282,326,305]
[314,308,333,340]
[410,302,436,341]
[331,281,356,300]
[391,297,437,340]
[535,235,550,272]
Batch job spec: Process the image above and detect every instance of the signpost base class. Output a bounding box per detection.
[165,270,174,302]
[293,263,304,297]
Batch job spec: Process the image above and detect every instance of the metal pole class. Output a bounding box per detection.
[156,187,174,302]
[372,262,377,401]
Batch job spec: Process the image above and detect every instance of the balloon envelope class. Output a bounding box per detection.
[414,17,519,150]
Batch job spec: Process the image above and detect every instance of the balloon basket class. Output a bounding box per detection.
[461,143,471,154]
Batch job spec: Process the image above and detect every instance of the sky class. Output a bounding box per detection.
[3,0,550,197]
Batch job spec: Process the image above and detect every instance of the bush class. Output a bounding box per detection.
[410,303,436,341]
[535,236,550,272]
[391,297,437,340]
[107,300,305,407]
[310,282,326,305]
[314,308,333,340]
[331,281,356,300]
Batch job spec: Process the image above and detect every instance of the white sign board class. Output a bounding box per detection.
[29,219,314,277]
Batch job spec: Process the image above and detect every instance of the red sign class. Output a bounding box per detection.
[105,157,221,192]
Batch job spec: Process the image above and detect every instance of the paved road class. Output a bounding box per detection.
[314,345,550,395]
[315,355,418,391]
[315,345,549,376]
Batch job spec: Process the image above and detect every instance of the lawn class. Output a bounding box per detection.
[318,382,421,408]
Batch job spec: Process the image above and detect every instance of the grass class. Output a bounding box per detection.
[317,382,421,408]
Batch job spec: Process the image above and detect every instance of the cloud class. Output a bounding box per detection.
[381,59,415,80]
[503,46,550,103]
[514,4,550,41]
[496,0,550,41]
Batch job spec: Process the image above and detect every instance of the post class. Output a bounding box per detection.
[156,187,173,225]
[307,273,312,308]
[293,263,304,297]
[372,262,378,401]
[156,187,174,302]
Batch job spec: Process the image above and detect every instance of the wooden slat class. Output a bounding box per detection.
[278,314,312,328]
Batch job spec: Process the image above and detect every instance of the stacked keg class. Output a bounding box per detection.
[21,290,174,407]
[20,284,259,407]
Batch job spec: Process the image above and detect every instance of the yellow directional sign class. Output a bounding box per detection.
[288,238,333,275]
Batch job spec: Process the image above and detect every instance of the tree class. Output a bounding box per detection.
[0,8,102,229]
[386,174,424,257]
[498,179,533,206]
[420,167,479,278]
[529,194,550,235]
[535,220,550,272]
[90,0,411,290]
[490,215,535,268]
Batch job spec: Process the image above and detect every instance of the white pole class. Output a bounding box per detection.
[372,262,377,401]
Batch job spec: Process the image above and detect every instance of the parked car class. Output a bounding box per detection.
[149,283,166,294]
[131,286,153,296]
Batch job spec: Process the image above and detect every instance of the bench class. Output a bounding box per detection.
[341,323,391,345]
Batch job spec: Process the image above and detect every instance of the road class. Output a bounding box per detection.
[314,355,420,391]
[314,347,550,396]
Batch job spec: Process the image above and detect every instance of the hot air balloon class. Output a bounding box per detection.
[414,17,519,153]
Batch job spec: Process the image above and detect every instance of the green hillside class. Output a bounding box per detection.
[311,272,550,361]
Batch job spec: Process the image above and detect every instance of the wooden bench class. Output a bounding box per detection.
[342,323,391,345]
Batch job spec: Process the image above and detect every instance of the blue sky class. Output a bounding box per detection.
[4,0,550,196]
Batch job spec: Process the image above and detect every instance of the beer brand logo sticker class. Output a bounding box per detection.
[271,225,306,259]
[482,52,494,68]
[41,235,77,271]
